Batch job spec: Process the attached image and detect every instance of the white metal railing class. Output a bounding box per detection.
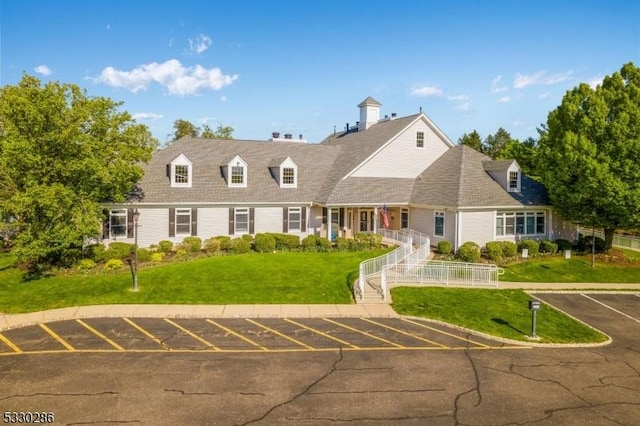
[381,261,502,298]
[577,226,640,252]
[357,229,431,301]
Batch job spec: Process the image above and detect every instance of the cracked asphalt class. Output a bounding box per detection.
[0,293,639,425]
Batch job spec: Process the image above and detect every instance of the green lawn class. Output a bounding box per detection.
[500,256,640,282]
[391,287,607,343]
[0,250,387,314]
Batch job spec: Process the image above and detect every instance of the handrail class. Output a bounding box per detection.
[357,229,431,301]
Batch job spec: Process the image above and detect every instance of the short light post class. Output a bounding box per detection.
[528,300,541,339]
[132,209,140,292]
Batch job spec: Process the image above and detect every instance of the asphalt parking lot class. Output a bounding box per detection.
[1,292,639,425]
[0,316,525,356]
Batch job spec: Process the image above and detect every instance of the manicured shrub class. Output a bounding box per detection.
[437,240,452,255]
[301,235,319,251]
[500,241,518,258]
[85,244,106,262]
[77,259,97,272]
[182,236,202,252]
[457,241,480,263]
[555,239,572,251]
[150,252,165,262]
[335,237,349,251]
[203,238,222,254]
[104,242,135,260]
[540,240,558,254]
[518,239,539,256]
[176,248,189,260]
[103,258,125,272]
[347,238,360,252]
[137,248,151,262]
[354,233,382,249]
[214,236,232,251]
[318,237,332,252]
[230,237,251,254]
[254,233,276,253]
[242,234,255,245]
[485,241,503,262]
[158,240,174,253]
[269,233,300,251]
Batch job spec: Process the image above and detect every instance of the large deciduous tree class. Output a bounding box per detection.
[536,62,640,250]
[0,75,157,266]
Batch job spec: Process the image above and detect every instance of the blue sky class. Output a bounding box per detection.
[1,0,638,145]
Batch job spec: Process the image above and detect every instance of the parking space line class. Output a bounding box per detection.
[164,319,220,350]
[322,318,405,348]
[581,294,640,324]
[205,319,268,351]
[360,318,448,348]
[39,323,75,352]
[0,332,22,353]
[400,318,491,348]
[122,317,165,348]
[246,319,315,350]
[284,318,360,348]
[75,319,125,351]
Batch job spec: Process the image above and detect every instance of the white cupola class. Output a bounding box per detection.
[357,97,382,131]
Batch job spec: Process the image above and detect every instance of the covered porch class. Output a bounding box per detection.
[320,206,410,241]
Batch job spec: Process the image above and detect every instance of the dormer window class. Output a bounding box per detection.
[278,157,298,188]
[226,155,247,188]
[170,153,192,188]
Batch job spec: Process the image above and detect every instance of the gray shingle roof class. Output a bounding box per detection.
[136,137,341,204]
[357,96,382,107]
[411,145,549,207]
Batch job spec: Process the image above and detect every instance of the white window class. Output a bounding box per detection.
[175,209,191,235]
[227,156,248,188]
[434,211,445,237]
[109,209,127,237]
[496,211,545,236]
[416,131,425,148]
[234,208,249,234]
[288,207,301,232]
[282,168,295,185]
[509,171,519,190]
[170,154,193,188]
[278,157,298,188]
[231,166,244,184]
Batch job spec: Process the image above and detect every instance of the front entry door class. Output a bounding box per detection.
[359,210,373,232]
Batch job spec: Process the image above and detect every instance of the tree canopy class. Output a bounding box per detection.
[536,62,640,249]
[172,119,234,141]
[0,74,157,266]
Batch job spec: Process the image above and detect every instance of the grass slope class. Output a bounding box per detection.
[500,257,640,282]
[391,287,607,343]
[0,250,387,314]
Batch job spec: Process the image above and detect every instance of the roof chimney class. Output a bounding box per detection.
[272,132,280,139]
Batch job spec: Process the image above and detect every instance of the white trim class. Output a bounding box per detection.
[234,207,250,234]
[170,153,192,188]
[227,155,248,188]
[279,157,298,188]
[175,208,192,236]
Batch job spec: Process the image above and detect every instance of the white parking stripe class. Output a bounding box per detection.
[581,294,640,324]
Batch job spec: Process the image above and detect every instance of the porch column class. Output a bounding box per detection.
[327,207,332,241]
[374,207,378,232]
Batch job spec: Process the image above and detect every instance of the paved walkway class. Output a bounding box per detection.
[1,282,639,331]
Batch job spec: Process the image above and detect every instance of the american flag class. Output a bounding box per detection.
[381,205,390,229]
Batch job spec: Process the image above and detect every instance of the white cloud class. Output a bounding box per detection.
[132,112,163,120]
[189,34,212,55]
[513,70,573,89]
[498,96,511,103]
[411,86,443,97]
[34,65,52,76]
[538,92,551,99]
[587,76,604,89]
[220,95,227,102]
[456,102,472,112]
[490,75,508,94]
[93,59,238,95]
